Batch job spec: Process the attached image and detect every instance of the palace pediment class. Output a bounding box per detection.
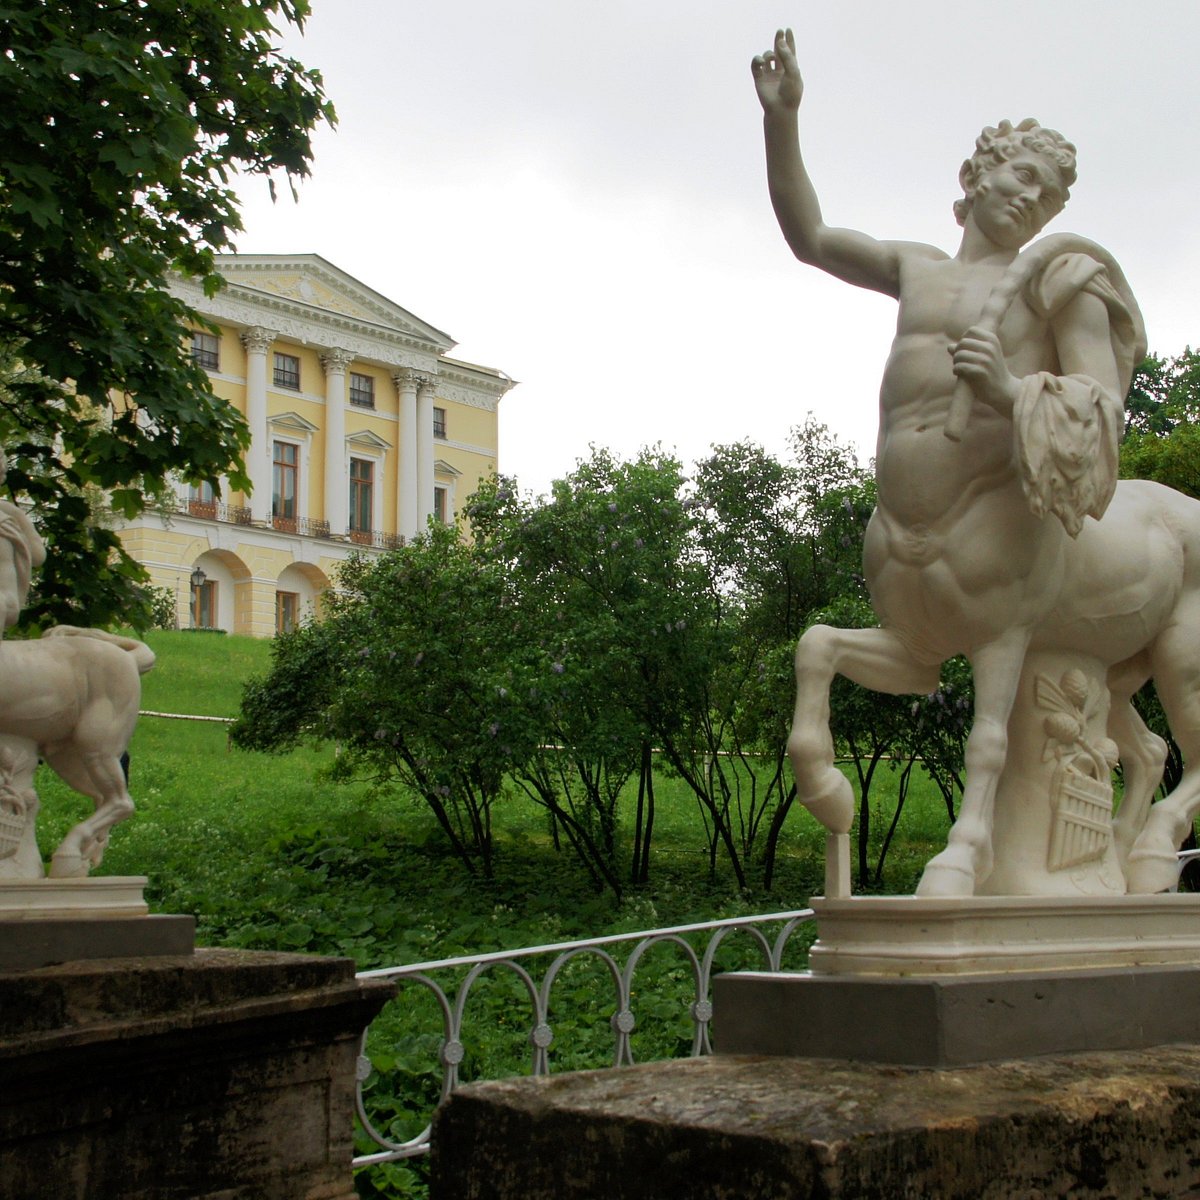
[211,254,456,357]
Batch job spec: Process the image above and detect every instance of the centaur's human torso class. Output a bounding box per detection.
[864,248,1075,664]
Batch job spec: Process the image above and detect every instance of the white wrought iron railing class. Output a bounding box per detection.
[351,908,817,1168]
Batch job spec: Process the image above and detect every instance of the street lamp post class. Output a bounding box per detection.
[189,566,207,629]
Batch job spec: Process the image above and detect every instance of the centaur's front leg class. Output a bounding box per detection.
[917,626,1032,896]
[788,624,940,891]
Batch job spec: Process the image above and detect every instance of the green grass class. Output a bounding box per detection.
[140,628,273,714]
[35,630,957,943]
[29,630,958,1199]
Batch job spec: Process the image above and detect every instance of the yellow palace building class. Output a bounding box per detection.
[118,254,514,637]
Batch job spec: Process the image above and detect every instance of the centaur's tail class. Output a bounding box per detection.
[43,625,156,675]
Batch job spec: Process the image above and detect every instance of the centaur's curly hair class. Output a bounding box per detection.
[954,118,1077,226]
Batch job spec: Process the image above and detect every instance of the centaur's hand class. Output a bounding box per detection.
[751,28,803,117]
[951,325,1021,416]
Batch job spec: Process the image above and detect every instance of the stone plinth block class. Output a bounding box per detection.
[430,1047,1200,1199]
[714,965,1200,1066]
[0,913,195,969]
[0,947,394,1200]
[0,875,151,918]
[806,893,1200,976]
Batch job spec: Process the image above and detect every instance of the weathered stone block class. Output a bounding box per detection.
[0,913,195,970]
[430,1047,1200,1199]
[714,964,1200,1066]
[0,947,394,1200]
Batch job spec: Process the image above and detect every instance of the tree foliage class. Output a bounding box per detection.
[1120,349,1200,498]
[0,0,334,629]
[236,426,969,895]
[471,452,708,893]
[1120,347,1200,874]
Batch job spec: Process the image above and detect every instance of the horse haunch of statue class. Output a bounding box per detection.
[0,626,155,879]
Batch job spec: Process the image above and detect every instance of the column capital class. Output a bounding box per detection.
[320,348,354,374]
[240,326,275,354]
[393,367,436,392]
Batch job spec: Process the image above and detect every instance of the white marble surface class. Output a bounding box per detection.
[754,30,1193,901]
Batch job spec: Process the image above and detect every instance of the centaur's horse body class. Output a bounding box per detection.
[1,626,155,877]
[753,30,1194,896]
[795,466,1200,896]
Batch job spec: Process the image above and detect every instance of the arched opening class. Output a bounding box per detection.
[185,550,250,634]
[275,562,329,634]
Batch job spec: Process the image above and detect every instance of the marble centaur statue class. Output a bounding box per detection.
[0,450,154,881]
[753,28,1195,898]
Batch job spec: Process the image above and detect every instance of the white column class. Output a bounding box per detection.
[416,376,437,531]
[240,326,275,523]
[321,348,353,536]
[393,369,419,540]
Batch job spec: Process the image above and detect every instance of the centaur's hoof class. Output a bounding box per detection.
[1124,848,1181,894]
[915,847,977,897]
[48,851,89,879]
[1126,807,1189,894]
[800,768,856,835]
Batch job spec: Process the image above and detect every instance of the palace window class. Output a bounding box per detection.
[276,591,299,635]
[272,441,298,530]
[191,331,219,370]
[273,352,301,390]
[349,372,375,408]
[349,457,374,534]
[433,407,447,439]
[433,485,448,525]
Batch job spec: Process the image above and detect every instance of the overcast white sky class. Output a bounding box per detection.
[232,1,1200,498]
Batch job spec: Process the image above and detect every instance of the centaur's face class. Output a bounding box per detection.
[970,152,1067,250]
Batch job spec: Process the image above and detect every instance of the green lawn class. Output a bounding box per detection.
[35,630,955,958]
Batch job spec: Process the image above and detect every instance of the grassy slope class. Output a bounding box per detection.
[34,630,953,957]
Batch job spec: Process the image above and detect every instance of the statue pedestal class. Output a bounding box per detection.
[430,898,1200,1196]
[0,875,151,917]
[0,876,195,968]
[805,892,1200,975]
[714,963,1200,1067]
[715,894,1200,1065]
[0,948,394,1200]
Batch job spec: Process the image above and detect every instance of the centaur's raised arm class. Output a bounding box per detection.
[751,28,911,298]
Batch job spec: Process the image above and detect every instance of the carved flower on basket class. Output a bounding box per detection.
[1035,669,1116,779]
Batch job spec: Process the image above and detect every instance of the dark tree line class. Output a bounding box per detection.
[233,424,969,894]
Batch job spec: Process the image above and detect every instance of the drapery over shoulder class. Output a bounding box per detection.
[1012,242,1145,538]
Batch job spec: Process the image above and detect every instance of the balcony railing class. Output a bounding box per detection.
[352,908,816,1169]
[270,514,332,538]
[179,497,405,545]
[185,499,252,525]
[349,528,404,551]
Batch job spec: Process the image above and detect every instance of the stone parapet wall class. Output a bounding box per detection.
[0,948,393,1200]
[432,1047,1200,1199]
